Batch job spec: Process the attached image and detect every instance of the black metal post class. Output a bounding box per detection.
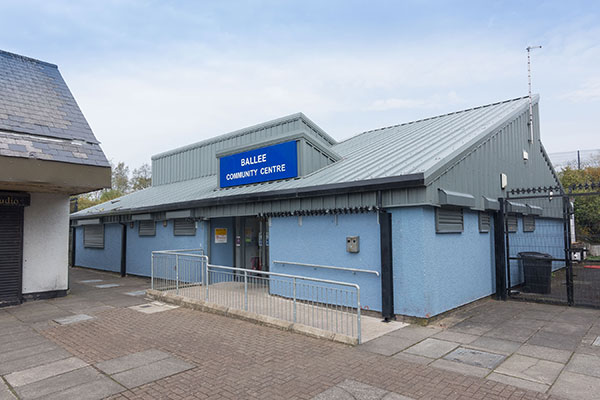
[563,196,574,305]
[494,199,507,300]
[379,210,395,321]
[503,200,512,294]
[120,223,127,277]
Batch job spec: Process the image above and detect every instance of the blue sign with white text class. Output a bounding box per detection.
[219,141,298,188]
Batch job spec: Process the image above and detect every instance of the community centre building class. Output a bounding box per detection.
[0,50,111,306]
[71,95,562,319]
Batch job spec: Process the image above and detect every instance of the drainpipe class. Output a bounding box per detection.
[119,222,127,277]
[378,191,395,321]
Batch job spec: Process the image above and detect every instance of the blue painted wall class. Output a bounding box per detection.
[126,220,206,277]
[75,220,207,277]
[391,207,495,318]
[75,223,122,273]
[507,217,564,286]
[209,217,235,267]
[269,213,382,311]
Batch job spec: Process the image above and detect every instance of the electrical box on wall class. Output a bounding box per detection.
[346,236,359,253]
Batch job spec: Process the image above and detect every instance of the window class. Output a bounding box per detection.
[436,208,463,233]
[173,218,196,236]
[523,215,536,232]
[84,224,104,248]
[479,212,491,233]
[507,215,518,233]
[139,220,156,236]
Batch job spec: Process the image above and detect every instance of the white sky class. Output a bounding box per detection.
[2,1,599,169]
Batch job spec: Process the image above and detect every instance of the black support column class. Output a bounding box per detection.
[494,199,507,300]
[120,223,127,277]
[379,210,395,321]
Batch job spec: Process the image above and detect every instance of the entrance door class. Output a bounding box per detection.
[0,206,24,306]
[238,216,269,272]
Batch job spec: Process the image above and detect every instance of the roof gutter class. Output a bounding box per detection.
[70,172,425,220]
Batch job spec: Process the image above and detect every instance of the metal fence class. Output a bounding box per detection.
[150,250,362,343]
[501,183,600,308]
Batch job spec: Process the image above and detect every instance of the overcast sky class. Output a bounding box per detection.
[2,1,599,169]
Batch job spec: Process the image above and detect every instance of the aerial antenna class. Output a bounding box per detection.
[526,45,542,143]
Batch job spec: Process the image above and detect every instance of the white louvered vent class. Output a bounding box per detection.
[84,224,104,248]
[436,208,463,233]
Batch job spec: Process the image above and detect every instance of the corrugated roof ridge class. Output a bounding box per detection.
[0,49,58,68]
[337,95,530,145]
[152,113,335,160]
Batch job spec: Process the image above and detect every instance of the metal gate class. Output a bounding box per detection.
[498,182,600,308]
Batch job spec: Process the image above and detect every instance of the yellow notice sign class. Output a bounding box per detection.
[215,228,227,244]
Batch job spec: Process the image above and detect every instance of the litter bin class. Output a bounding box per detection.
[518,252,553,294]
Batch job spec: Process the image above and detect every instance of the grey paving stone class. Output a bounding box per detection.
[494,354,564,385]
[5,357,88,387]
[53,314,94,325]
[110,357,194,389]
[337,379,388,399]
[0,379,16,400]
[430,359,490,378]
[94,284,120,288]
[15,366,102,400]
[0,348,72,375]
[42,377,124,400]
[593,336,600,347]
[0,342,59,363]
[467,336,521,355]
[311,380,413,400]
[432,330,479,344]
[95,349,171,375]
[444,347,505,369]
[516,344,573,363]
[387,325,440,342]
[0,333,47,351]
[483,323,538,343]
[124,290,146,296]
[79,280,103,283]
[550,371,600,400]
[392,352,434,365]
[404,338,459,359]
[566,353,600,378]
[0,324,33,337]
[358,335,416,356]
[527,330,581,351]
[447,320,495,336]
[487,372,549,393]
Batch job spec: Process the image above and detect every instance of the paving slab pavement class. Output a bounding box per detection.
[312,379,414,400]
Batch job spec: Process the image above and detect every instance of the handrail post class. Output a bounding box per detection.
[205,261,209,301]
[293,277,297,323]
[151,253,154,290]
[356,287,361,344]
[175,254,179,295]
[244,270,248,311]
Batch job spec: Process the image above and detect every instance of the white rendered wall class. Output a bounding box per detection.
[22,193,70,294]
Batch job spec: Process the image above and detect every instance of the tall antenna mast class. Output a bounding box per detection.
[526,45,542,143]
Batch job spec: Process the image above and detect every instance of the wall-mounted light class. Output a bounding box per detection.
[163,220,168,227]
[500,173,508,190]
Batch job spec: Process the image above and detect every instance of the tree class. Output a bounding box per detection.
[112,161,130,195]
[71,160,152,212]
[131,163,151,191]
[559,154,600,243]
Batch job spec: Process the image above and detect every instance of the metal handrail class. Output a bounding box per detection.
[273,260,380,277]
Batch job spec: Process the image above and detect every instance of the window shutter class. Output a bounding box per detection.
[507,215,518,233]
[479,212,491,233]
[436,208,463,233]
[173,219,196,236]
[84,225,104,248]
[139,220,156,236]
[523,215,536,232]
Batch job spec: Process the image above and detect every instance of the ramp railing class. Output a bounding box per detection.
[150,250,362,343]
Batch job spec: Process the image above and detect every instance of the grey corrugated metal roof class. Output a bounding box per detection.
[73,96,534,218]
[0,50,109,167]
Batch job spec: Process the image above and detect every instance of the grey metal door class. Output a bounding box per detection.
[0,206,23,306]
